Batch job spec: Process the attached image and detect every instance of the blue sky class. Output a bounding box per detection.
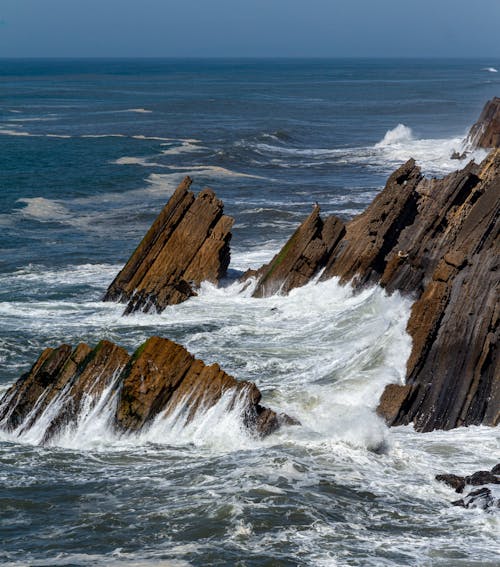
[1,0,500,58]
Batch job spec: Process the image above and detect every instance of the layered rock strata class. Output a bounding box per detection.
[103,177,234,314]
[0,337,294,443]
[243,205,345,297]
[466,97,500,149]
[247,151,499,432]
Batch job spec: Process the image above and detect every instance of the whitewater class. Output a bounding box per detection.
[0,58,499,566]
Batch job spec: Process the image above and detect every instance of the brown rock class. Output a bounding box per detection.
[383,153,499,432]
[321,158,423,287]
[244,205,345,298]
[0,336,296,442]
[103,177,234,314]
[466,97,500,149]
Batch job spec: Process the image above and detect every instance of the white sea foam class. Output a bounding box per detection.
[374,123,414,147]
[0,259,498,564]
[252,125,489,176]
[16,197,71,221]
[161,140,205,155]
[123,108,153,113]
[482,67,498,73]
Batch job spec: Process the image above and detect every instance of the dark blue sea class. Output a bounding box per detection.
[0,59,499,566]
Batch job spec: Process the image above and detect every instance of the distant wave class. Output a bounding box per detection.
[123,108,153,113]
[375,124,413,147]
[481,67,498,73]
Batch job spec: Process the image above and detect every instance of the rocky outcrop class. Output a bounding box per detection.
[0,337,296,443]
[466,97,500,149]
[436,464,500,510]
[247,150,499,432]
[243,205,345,297]
[103,177,234,314]
[374,152,499,432]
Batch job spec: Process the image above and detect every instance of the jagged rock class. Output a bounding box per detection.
[435,474,466,493]
[244,147,498,432]
[465,471,500,487]
[0,337,296,443]
[450,150,467,160]
[375,151,499,431]
[320,158,423,287]
[466,97,500,149]
[452,488,497,510]
[103,177,234,314]
[437,466,500,510]
[243,205,345,297]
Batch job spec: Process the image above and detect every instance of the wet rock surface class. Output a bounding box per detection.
[243,205,345,297]
[436,464,500,510]
[0,337,294,442]
[103,177,234,314]
[247,150,499,432]
[466,96,500,149]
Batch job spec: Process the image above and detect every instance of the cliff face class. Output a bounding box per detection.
[0,337,295,443]
[103,177,233,314]
[466,97,500,149]
[246,151,499,432]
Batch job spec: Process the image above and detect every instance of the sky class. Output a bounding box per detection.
[1,0,500,59]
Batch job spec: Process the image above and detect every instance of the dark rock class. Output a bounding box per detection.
[0,337,297,442]
[103,177,234,314]
[491,464,500,475]
[466,97,500,149]
[244,146,499,433]
[435,474,466,493]
[451,150,467,160]
[452,487,496,510]
[465,471,500,487]
[243,205,345,297]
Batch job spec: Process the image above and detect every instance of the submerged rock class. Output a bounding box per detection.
[242,205,345,297]
[0,337,296,443]
[466,96,500,149]
[103,177,234,314]
[437,464,500,510]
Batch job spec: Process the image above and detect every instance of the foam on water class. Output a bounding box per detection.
[374,123,414,147]
[248,126,489,177]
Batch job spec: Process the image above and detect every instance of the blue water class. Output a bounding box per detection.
[0,59,499,566]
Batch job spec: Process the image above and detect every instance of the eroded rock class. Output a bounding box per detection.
[0,337,296,443]
[243,205,345,297]
[466,96,500,149]
[103,177,234,314]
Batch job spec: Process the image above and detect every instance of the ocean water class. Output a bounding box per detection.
[0,59,499,566]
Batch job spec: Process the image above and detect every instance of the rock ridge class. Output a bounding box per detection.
[103,177,234,314]
[0,337,296,443]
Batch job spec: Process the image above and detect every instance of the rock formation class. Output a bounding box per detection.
[466,97,500,149]
[436,464,500,510]
[0,337,296,443]
[242,205,345,297]
[247,150,499,432]
[103,177,234,314]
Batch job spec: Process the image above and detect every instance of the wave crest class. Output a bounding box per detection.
[375,124,414,147]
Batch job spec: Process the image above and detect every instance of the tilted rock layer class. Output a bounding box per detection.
[0,337,294,443]
[243,205,345,297]
[248,151,499,432]
[466,97,500,149]
[103,177,234,314]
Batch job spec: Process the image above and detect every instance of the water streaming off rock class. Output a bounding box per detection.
[0,59,498,566]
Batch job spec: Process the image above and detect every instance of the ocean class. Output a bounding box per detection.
[0,58,498,566]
